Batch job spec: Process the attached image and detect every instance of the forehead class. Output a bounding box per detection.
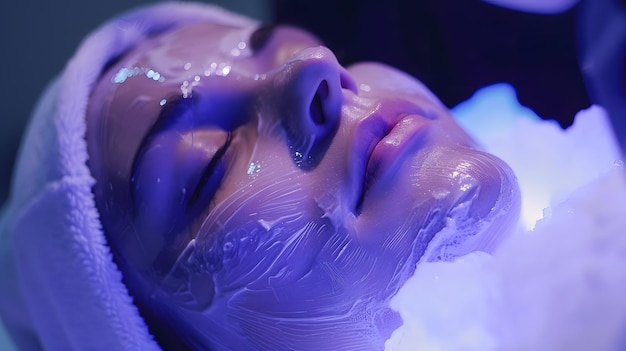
[136,23,256,77]
[125,23,324,81]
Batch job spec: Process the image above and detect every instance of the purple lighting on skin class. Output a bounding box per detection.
[86,22,520,350]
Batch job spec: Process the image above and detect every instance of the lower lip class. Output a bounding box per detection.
[357,115,430,211]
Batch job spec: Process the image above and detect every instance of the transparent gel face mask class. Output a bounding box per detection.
[86,22,521,350]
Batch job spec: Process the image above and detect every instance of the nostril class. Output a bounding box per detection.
[276,47,347,170]
[310,80,329,125]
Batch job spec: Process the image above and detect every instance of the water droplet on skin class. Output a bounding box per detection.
[247,161,262,176]
[146,69,161,81]
[460,183,472,192]
[293,151,304,167]
[181,81,192,98]
[432,189,450,200]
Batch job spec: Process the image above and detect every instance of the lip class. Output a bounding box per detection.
[348,99,433,213]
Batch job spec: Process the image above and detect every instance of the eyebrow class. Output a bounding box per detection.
[129,96,196,214]
[249,25,276,53]
[150,95,196,134]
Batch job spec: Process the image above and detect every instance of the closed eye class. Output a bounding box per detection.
[187,132,233,208]
[130,96,232,234]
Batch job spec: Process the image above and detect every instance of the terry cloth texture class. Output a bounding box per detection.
[0,3,257,350]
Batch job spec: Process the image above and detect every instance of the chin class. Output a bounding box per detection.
[355,142,520,258]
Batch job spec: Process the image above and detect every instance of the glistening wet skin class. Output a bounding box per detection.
[86,22,520,350]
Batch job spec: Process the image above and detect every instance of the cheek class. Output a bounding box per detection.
[209,136,305,204]
[161,208,408,349]
[355,145,519,255]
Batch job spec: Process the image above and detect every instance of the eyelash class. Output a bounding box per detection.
[187,132,233,208]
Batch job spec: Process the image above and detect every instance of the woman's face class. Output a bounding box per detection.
[87,23,519,350]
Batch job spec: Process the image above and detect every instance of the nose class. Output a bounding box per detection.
[272,46,356,170]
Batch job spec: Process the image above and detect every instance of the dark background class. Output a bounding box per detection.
[1,0,593,206]
[275,0,590,124]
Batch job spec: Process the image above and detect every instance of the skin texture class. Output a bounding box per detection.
[87,23,520,350]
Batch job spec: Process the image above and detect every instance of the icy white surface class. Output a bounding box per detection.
[455,83,622,229]
[386,84,626,351]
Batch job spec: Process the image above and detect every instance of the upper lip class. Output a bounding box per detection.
[348,99,433,213]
